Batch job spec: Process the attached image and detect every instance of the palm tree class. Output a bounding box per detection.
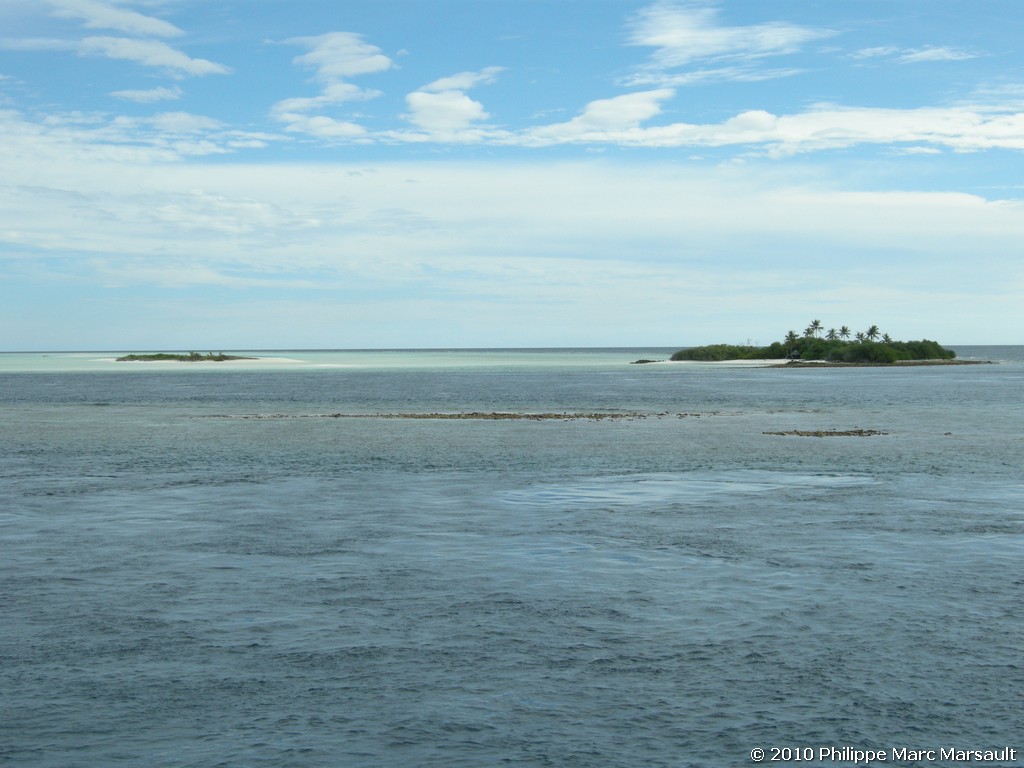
[806,319,823,338]
[826,328,838,341]
[882,333,893,343]
[866,325,880,341]
[855,332,866,342]
[839,325,851,340]
[785,330,799,346]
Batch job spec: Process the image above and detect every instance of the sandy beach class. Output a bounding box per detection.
[108,355,305,365]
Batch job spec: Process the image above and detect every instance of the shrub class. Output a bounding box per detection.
[672,331,956,364]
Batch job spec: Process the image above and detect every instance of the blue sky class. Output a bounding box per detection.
[2,0,1023,349]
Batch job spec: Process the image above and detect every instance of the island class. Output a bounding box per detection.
[671,321,977,365]
[116,352,257,362]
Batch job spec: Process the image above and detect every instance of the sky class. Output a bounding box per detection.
[2,0,1023,350]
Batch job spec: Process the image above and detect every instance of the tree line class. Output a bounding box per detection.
[672,320,956,363]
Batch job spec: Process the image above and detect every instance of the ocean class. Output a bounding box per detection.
[2,347,1022,767]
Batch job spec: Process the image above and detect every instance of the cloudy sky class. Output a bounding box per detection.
[2,0,1023,349]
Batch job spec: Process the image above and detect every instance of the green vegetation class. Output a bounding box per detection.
[671,321,957,364]
[116,352,256,362]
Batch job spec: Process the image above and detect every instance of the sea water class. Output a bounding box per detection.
[1,348,1022,767]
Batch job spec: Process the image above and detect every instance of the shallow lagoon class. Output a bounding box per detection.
[2,348,1022,767]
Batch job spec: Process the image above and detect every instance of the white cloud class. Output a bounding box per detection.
[627,1,833,84]
[749,105,1024,154]
[572,89,673,129]
[111,85,182,103]
[404,67,502,133]
[852,46,900,60]
[273,33,393,137]
[405,90,489,132]
[524,89,675,143]
[14,76,1024,157]
[636,65,807,86]
[4,155,1023,344]
[419,67,503,93]
[99,111,237,157]
[515,102,1024,153]
[900,46,978,63]
[0,107,272,163]
[288,32,393,81]
[133,111,224,134]
[278,115,368,139]
[854,45,978,64]
[271,82,380,120]
[967,84,1024,112]
[48,0,183,38]
[78,36,231,76]
[24,2,230,81]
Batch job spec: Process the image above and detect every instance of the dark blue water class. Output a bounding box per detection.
[2,349,1022,767]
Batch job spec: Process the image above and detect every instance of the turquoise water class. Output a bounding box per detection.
[0,348,678,373]
[1,348,1022,767]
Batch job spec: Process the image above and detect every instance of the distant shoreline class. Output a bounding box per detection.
[768,359,993,368]
[116,353,258,362]
[632,358,993,367]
